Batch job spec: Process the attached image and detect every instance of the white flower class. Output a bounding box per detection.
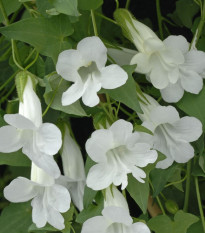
[56,36,128,107]
[114,9,184,89]
[160,35,205,103]
[60,124,86,211]
[0,76,62,178]
[139,94,203,169]
[85,119,157,190]
[81,206,151,233]
[4,163,71,230]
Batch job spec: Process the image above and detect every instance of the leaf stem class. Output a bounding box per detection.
[91,10,98,37]
[195,176,205,233]
[125,0,131,9]
[11,39,24,70]
[95,12,117,25]
[0,83,16,104]
[115,0,119,9]
[0,72,17,91]
[183,161,192,212]
[25,51,39,70]
[156,0,164,39]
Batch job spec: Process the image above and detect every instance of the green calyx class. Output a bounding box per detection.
[15,71,37,103]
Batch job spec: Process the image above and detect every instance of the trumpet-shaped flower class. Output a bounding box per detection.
[86,119,157,190]
[60,124,86,211]
[139,94,202,169]
[114,9,184,89]
[4,163,71,230]
[0,76,62,178]
[56,36,128,107]
[81,185,151,233]
[160,35,205,102]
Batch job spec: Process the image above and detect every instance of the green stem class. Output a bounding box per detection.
[0,84,15,104]
[125,0,131,9]
[195,176,205,233]
[99,102,114,123]
[193,0,205,47]
[0,72,17,91]
[42,78,63,117]
[0,0,9,25]
[183,161,192,212]
[106,93,115,122]
[156,0,163,39]
[165,172,187,188]
[115,0,119,9]
[25,51,39,70]
[11,40,24,70]
[91,10,98,37]
[24,48,36,64]
[95,12,117,25]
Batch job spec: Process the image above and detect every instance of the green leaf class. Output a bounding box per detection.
[0,0,21,23]
[0,202,32,233]
[148,210,199,233]
[49,0,79,16]
[150,164,178,197]
[76,192,104,223]
[28,223,57,232]
[102,65,142,113]
[0,15,74,62]
[187,219,204,233]
[176,0,199,28]
[0,150,31,167]
[176,86,205,131]
[126,174,149,214]
[44,74,87,117]
[83,185,98,209]
[78,0,103,10]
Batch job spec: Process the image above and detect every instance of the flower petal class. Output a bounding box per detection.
[47,184,71,212]
[156,157,174,169]
[160,82,184,103]
[36,123,62,155]
[62,79,85,106]
[4,177,39,202]
[31,194,47,228]
[132,222,151,233]
[81,216,108,233]
[46,206,65,230]
[180,69,203,94]
[19,77,42,127]
[82,77,101,107]
[102,206,132,226]
[171,116,202,142]
[143,37,164,53]
[0,126,23,153]
[4,114,35,129]
[86,163,113,190]
[77,36,107,70]
[109,119,133,145]
[131,166,146,183]
[149,106,180,126]
[56,49,84,82]
[100,64,128,89]
[130,53,151,74]
[163,35,189,54]
[149,64,169,89]
[86,129,114,163]
[183,50,205,73]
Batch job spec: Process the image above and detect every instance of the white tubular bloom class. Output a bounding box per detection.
[60,124,86,211]
[139,94,203,169]
[85,119,157,190]
[160,35,205,103]
[0,76,62,178]
[114,9,184,90]
[56,36,128,107]
[4,163,71,230]
[82,186,150,233]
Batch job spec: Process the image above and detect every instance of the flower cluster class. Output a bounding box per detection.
[1,11,204,233]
